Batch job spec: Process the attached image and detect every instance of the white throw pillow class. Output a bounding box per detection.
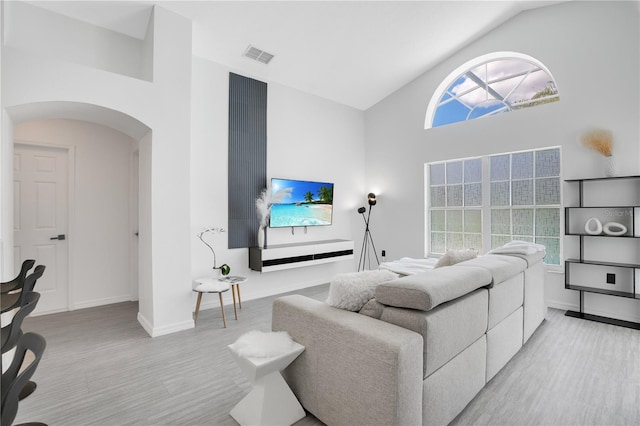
[434,249,478,268]
[326,269,398,311]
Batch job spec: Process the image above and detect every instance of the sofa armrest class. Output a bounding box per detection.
[272,294,423,426]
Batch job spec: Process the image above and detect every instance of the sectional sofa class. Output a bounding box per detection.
[272,252,546,425]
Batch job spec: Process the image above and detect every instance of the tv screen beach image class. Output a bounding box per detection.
[270,179,334,227]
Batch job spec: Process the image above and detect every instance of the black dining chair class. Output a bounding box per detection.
[0,332,47,426]
[1,292,40,355]
[1,292,41,402]
[1,260,35,294]
[1,265,45,315]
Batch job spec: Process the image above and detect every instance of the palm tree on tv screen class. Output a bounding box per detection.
[319,186,333,204]
[304,191,314,203]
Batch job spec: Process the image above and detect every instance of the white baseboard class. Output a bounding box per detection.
[193,279,327,312]
[546,299,576,312]
[149,319,194,337]
[72,295,133,311]
[137,312,154,337]
[136,312,194,337]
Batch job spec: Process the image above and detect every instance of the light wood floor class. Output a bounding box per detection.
[14,284,640,426]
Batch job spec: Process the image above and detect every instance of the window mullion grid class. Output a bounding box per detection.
[428,148,561,264]
[481,156,492,254]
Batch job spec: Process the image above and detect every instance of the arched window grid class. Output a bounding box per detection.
[425,52,559,129]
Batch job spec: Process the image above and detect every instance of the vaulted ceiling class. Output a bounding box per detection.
[25,1,567,110]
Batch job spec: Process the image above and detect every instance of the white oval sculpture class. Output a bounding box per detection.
[603,222,627,236]
[584,217,603,235]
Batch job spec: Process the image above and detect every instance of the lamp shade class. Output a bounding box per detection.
[368,193,377,206]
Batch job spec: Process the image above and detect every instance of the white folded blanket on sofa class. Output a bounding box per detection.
[488,240,545,255]
[378,257,438,275]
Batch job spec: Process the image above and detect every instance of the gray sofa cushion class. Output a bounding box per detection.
[375,266,492,311]
[455,254,527,286]
[423,335,487,426]
[487,272,524,329]
[359,297,385,319]
[486,307,524,381]
[380,288,489,378]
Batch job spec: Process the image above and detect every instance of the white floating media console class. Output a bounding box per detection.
[249,239,354,272]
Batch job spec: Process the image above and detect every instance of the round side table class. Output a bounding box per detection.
[192,278,230,328]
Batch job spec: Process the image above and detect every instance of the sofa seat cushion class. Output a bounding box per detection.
[359,298,385,319]
[487,272,524,329]
[380,289,488,378]
[455,254,527,287]
[375,266,492,311]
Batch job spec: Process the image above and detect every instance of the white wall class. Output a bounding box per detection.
[364,1,640,322]
[190,57,366,306]
[14,119,135,312]
[4,1,152,81]
[2,1,365,334]
[2,5,193,336]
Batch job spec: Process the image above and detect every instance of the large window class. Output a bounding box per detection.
[425,52,559,129]
[427,147,561,265]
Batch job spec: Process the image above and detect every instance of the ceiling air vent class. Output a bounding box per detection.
[243,45,274,65]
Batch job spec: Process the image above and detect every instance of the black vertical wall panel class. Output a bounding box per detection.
[228,73,267,248]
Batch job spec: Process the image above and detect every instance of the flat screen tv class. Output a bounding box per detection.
[269,178,334,228]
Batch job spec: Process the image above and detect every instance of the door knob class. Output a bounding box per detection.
[50,234,66,240]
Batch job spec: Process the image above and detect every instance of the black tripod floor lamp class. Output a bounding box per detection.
[357,193,379,271]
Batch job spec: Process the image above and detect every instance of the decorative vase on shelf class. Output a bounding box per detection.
[257,226,265,249]
[584,217,603,235]
[605,156,616,177]
[603,222,627,236]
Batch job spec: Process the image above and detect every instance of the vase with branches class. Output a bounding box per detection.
[197,227,230,275]
[580,129,616,176]
[255,184,293,248]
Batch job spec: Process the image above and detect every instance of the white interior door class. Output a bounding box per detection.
[130,151,139,300]
[14,144,69,314]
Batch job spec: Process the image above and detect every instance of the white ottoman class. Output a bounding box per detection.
[228,335,305,425]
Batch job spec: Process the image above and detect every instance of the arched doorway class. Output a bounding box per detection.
[2,101,151,316]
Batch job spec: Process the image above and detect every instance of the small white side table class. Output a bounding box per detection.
[228,341,306,426]
[192,278,230,328]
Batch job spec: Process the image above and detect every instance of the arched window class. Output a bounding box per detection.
[425,52,559,129]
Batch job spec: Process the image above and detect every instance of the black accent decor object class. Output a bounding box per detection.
[358,193,380,271]
[228,73,267,249]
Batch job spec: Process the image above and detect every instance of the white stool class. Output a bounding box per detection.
[228,340,306,426]
[192,278,231,328]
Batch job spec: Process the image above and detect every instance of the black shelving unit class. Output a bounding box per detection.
[564,175,640,330]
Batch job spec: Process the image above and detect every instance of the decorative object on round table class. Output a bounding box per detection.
[584,217,603,235]
[197,226,231,275]
[603,222,627,236]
